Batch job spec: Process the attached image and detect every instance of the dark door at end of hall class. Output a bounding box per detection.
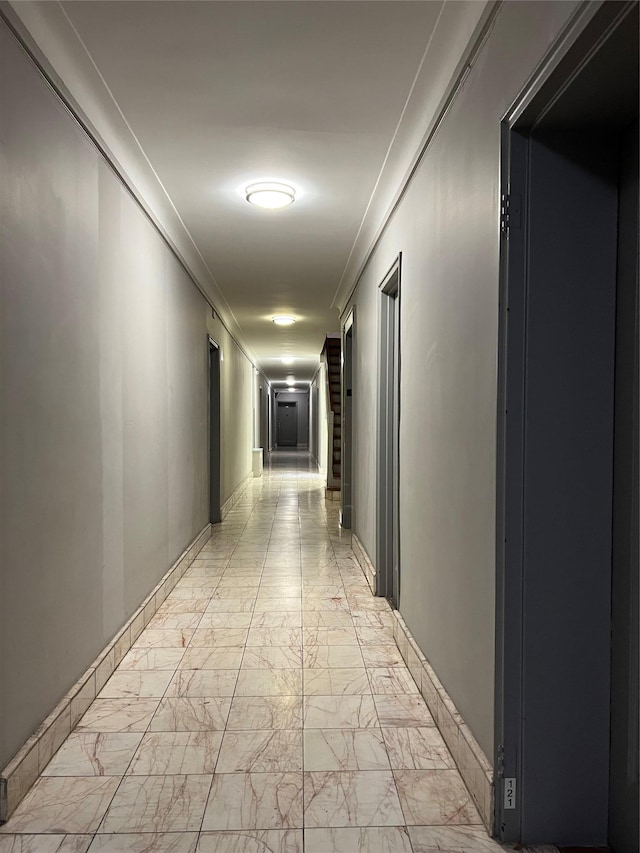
[277,402,298,447]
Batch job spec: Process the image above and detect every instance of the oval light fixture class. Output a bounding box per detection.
[272,315,296,326]
[281,357,295,365]
[246,181,295,209]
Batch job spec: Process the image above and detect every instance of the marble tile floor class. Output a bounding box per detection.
[0,452,562,853]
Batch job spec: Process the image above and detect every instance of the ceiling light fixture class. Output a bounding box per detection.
[246,182,295,209]
[281,357,295,365]
[272,316,296,326]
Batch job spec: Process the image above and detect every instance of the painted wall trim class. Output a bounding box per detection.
[0,522,213,823]
[334,0,604,320]
[349,530,493,829]
[333,1,502,316]
[0,5,262,378]
[352,534,376,595]
[220,471,253,521]
[392,610,494,831]
[502,0,608,127]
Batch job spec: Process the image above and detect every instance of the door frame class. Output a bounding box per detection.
[341,308,355,530]
[376,254,401,604]
[494,1,636,841]
[208,336,221,524]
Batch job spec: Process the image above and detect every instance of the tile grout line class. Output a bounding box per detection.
[3,457,472,848]
[297,473,307,844]
[197,508,254,839]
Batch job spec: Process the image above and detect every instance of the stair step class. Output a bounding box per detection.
[324,337,343,424]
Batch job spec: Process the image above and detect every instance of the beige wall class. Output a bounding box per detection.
[0,21,257,768]
[343,0,580,760]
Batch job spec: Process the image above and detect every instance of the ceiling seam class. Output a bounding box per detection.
[337,0,504,320]
[330,0,447,310]
[55,1,246,340]
[0,4,269,383]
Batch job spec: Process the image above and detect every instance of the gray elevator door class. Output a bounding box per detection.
[277,402,297,447]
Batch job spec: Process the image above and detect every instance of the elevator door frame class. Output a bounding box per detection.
[494,1,638,844]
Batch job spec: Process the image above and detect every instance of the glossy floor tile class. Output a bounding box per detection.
[0,451,510,852]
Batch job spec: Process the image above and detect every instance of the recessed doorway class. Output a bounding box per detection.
[277,401,298,447]
[377,255,401,607]
[495,2,638,845]
[208,337,221,524]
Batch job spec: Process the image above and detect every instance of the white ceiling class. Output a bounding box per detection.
[25,1,468,383]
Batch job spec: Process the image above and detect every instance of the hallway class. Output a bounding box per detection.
[0,452,501,852]
[1,1,638,846]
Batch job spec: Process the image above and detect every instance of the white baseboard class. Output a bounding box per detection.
[0,522,212,823]
[220,471,253,520]
[392,610,494,831]
[351,533,376,593]
[348,533,494,831]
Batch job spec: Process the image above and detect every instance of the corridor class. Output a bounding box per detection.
[0,452,504,853]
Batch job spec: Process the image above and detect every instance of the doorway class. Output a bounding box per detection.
[277,401,298,447]
[377,256,401,606]
[208,337,221,524]
[495,3,638,845]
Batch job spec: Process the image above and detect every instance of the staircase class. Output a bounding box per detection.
[323,337,342,496]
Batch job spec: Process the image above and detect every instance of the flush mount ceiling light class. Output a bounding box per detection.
[272,315,296,326]
[281,357,295,365]
[246,182,295,209]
